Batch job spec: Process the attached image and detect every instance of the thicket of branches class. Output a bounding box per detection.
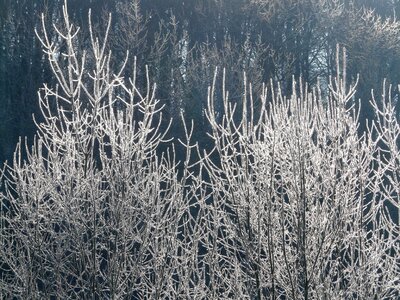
[1,1,399,299]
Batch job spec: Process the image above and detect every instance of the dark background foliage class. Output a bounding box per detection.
[1,0,400,164]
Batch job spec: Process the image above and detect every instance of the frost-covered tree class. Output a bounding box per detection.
[0,2,199,298]
[202,49,399,299]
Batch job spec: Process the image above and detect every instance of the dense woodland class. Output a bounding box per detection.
[1,0,400,299]
[2,0,400,163]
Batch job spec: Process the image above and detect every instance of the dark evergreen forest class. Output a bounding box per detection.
[1,0,400,165]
